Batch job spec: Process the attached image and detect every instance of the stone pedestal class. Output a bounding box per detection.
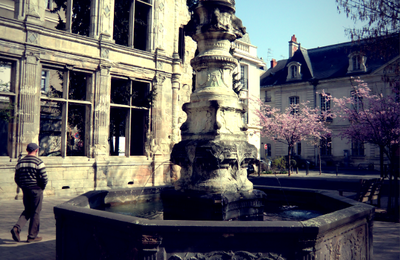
[171,0,257,195]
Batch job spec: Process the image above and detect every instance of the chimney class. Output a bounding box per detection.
[270,59,277,69]
[289,34,299,58]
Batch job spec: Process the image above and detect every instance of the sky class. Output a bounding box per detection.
[235,0,362,66]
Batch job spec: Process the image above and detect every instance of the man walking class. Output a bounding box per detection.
[11,143,48,243]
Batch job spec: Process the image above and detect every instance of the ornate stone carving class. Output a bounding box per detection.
[320,224,367,259]
[170,0,256,193]
[185,1,246,41]
[104,5,111,17]
[20,52,40,123]
[101,48,109,59]
[26,31,39,44]
[153,73,167,86]
[168,251,286,260]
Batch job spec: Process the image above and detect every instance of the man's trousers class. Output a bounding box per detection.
[14,188,43,239]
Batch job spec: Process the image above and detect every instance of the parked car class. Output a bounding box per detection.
[285,155,315,169]
[295,157,315,169]
[247,163,255,176]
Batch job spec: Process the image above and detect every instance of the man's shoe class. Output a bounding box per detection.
[27,236,42,243]
[10,227,20,242]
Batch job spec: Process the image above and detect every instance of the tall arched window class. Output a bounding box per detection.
[289,96,299,114]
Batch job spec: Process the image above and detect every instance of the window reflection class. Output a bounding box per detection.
[41,68,64,98]
[67,104,87,156]
[0,60,15,156]
[0,61,12,92]
[40,101,62,156]
[40,67,91,157]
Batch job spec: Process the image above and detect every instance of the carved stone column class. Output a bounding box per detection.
[170,0,257,194]
[92,0,114,40]
[151,71,167,156]
[18,52,41,155]
[154,0,166,50]
[93,63,111,158]
[171,53,181,144]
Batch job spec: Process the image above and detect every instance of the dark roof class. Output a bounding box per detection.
[261,34,399,88]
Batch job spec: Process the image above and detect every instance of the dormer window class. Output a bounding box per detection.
[352,56,361,70]
[286,62,302,81]
[348,52,367,73]
[290,65,297,78]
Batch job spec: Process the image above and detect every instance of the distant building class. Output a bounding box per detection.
[0,0,197,199]
[233,34,266,158]
[260,34,399,169]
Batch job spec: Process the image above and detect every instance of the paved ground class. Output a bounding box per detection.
[0,196,74,260]
[0,170,399,259]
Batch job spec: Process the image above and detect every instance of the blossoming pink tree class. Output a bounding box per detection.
[327,78,399,214]
[327,78,400,177]
[255,101,332,176]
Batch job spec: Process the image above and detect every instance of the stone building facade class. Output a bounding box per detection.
[0,0,197,199]
[260,34,399,169]
[233,35,266,158]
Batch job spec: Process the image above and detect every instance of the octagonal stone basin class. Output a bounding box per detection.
[54,185,374,260]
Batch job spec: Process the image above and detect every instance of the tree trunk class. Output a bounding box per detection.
[395,174,399,221]
[388,172,393,212]
[319,148,322,175]
[380,146,384,177]
[287,145,292,176]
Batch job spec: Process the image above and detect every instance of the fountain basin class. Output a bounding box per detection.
[54,185,374,260]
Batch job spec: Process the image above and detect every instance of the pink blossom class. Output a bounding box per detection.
[329,77,400,173]
[254,99,332,176]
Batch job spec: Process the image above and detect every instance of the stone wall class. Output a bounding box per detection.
[0,0,197,199]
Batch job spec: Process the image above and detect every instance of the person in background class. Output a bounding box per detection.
[11,143,48,243]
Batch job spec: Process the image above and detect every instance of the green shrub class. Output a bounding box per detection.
[272,157,286,170]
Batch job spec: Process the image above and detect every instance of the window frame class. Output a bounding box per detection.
[266,143,271,157]
[351,139,365,157]
[0,58,18,158]
[39,65,93,158]
[347,52,367,73]
[240,64,248,90]
[351,90,363,112]
[113,0,153,51]
[109,76,151,157]
[320,137,332,156]
[51,0,93,37]
[264,90,271,102]
[320,93,331,112]
[297,142,301,156]
[290,65,297,78]
[239,64,249,124]
[46,0,53,10]
[289,95,299,114]
[286,61,301,81]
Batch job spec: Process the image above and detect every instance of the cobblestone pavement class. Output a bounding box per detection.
[0,193,399,260]
[0,196,74,260]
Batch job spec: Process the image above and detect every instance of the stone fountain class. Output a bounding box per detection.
[167,0,262,221]
[54,1,374,259]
